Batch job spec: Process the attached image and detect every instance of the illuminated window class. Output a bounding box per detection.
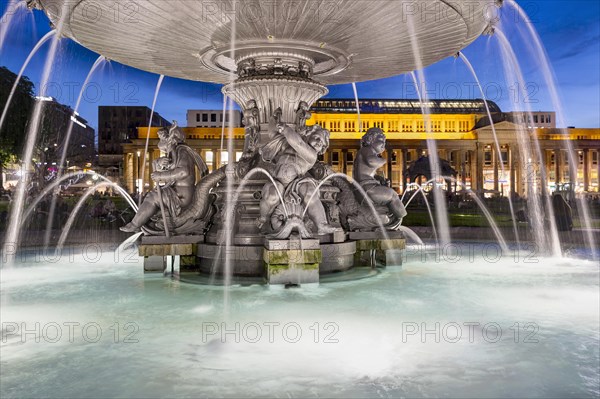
[331,152,340,165]
[484,151,492,166]
[205,151,214,169]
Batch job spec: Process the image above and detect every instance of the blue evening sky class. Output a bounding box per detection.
[1,0,599,131]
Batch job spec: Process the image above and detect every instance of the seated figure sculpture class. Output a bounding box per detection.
[120,122,208,233]
[258,123,340,237]
[351,127,407,230]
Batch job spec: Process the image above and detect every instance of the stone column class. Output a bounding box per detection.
[459,150,466,191]
[509,147,515,196]
[583,149,590,191]
[401,148,408,193]
[133,151,139,193]
[570,150,578,185]
[387,148,393,181]
[555,149,562,188]
[213,149,220,171]
[342,149,348,175]
[539,150,548,198]
[597,150,600,192]
[513,147,523,196]
[469,150,477,190]
[493,147,499,193]
[147,151,153,189]
[476,143,484,192]
[125,153,132,193]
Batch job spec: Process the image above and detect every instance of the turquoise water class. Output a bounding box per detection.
[1,245,598,398]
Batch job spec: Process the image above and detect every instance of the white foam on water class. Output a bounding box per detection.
[0,248,598,398]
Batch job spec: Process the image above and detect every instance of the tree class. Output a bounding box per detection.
[0,66,35,188]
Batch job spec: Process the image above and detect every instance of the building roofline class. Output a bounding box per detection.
[311,98,502,114]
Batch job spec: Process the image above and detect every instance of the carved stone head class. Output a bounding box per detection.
[304,124,330,155]
[158,122,185,153]
[361,127,386,154]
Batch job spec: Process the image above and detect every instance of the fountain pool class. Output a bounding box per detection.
[1,244,598,398]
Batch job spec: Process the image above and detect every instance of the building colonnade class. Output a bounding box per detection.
[122,137,600,197]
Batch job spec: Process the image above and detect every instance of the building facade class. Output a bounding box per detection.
[98,106,169,169]
[3,96,96,189]
[186,109,242,128]
[35,96,96,167]
[122,99,600,197]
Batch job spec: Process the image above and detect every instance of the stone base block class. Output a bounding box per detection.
[263,249,322,264]
[353,238,405,267]
[378,249,403,266]
[141,235,204,245]
[317,230,347,244]
[356,238,406,252]
[263,240,322,284]
[180,255,199,272]
[139,243,198,257]
[266,262,319,285]
[264,238,320,251]
[320,241,356,273]
[349,231,404,240]
[197,243,264,276]
[139,236,203,265]
[143,256,166,273]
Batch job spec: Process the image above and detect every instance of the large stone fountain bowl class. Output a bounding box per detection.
[36,0,498,84]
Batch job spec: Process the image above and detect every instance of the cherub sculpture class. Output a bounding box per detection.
[294,101,311,129]
[241,99,260,158]
[258,123,340,237]
[350,127,407,230]
[120,122,210,234]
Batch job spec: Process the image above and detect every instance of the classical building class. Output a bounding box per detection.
[186,109,242,128]
[122,99,600,197]
[506,111,556,129]
[98,106,169,169]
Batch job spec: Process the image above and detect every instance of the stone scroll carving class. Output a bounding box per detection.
[237,57,313,80]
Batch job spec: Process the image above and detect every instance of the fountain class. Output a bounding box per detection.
[1,1,599,397]
[8,0,504,284]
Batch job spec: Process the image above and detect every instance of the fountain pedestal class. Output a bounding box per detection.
[139,235,204,273]
[350,231,406,267]
[264,236,321,285]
